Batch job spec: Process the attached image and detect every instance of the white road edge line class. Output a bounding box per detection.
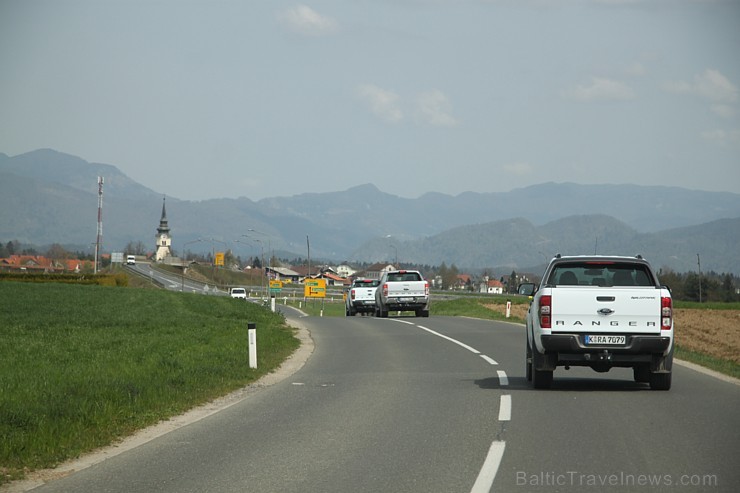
[497,370,509,386]
[480,355,498,365]
[415,325,480,354]
[470,441,506,493]
[498,395,512,421]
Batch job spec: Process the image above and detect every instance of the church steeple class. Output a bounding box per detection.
[157,197,170,235]
[154,197,172,262]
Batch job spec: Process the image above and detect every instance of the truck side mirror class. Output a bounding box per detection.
[518,283,536,297]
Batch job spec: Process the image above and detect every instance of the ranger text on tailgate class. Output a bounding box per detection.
[518,255,674,390]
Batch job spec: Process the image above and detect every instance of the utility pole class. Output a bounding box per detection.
[697,253,702,303]
[94,177,104,274]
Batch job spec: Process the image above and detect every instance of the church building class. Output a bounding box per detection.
[155,198,172,262]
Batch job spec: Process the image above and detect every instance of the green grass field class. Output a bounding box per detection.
[0,281,298,485]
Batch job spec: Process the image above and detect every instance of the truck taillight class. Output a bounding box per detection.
[382,284,388,297]
[350,289,356,300]
[425,281,429,296]
[661,296,672,330]
[539,295,552,329]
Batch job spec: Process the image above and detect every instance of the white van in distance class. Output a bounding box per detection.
[230,287,247,300]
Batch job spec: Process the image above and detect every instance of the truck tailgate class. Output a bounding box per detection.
[353,288,376,301]
[552,287,662,334]
[389,283,426,298]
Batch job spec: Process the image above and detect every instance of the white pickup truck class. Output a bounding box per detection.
[518,255,674,390]
[375,270,430,318]
[345,279,379,316]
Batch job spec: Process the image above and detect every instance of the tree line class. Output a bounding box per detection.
[2,240,738,302]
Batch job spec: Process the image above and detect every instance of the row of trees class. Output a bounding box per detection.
[1,240,95,261]
[658,268,739,303]
[3,240,738,302]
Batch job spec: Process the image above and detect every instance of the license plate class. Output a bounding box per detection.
[585,335,626,345]
[399,297,414,302]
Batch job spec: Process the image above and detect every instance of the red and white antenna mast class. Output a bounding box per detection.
[94,176,104,274]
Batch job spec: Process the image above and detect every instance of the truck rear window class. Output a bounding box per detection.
[387,272,422,282]
[547,262,654,287]
[354,280,380,287]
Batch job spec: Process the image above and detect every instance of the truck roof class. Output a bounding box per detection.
[551,254,648,261]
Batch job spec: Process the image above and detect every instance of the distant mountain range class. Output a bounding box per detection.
[2,149,739,274]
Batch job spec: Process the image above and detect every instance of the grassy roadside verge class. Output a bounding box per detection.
[0,282,299,486]
[673,347,740,379]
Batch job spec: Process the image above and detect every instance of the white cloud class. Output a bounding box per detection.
[356,84,403,123]
[277,5,337,36]
[663,69,738,102]
[414,90,459,127]
[711,104,736,119]
[694,69,738,103]
[664,69,738,119]
[502,162,533,176]
[662,80,693,95]
[594,0,643,4]
[625,62,646,77]
[564,77,636,102]
[701,128,740,146]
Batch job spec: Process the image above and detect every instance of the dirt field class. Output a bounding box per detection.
[485,303,740,364]
[674,309,740,363]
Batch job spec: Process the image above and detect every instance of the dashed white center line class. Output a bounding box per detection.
[498,395,512,421]
[497,370,509,386]
[415,325,480,354]
[480,354,498,365]
[470,441,506,493]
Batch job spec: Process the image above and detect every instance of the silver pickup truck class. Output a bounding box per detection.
[375,270,430,318]
[518,255,674,390]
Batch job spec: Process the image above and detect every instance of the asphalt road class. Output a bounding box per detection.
[26,313,740,492]
[124,262,224,294]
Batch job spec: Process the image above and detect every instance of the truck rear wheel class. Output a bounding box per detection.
[649,371,672,390]
[532,349,553,389]
[526,337,533,382]
[649,347,673,390]
[633,365,650,383]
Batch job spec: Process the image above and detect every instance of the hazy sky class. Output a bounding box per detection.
[1,0,739,201]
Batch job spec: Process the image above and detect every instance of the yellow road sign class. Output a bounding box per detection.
[304,278,326,298]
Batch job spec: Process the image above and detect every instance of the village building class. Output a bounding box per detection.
[481,279,505,295]
[0,255,93,273]
[354,262,396,280]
